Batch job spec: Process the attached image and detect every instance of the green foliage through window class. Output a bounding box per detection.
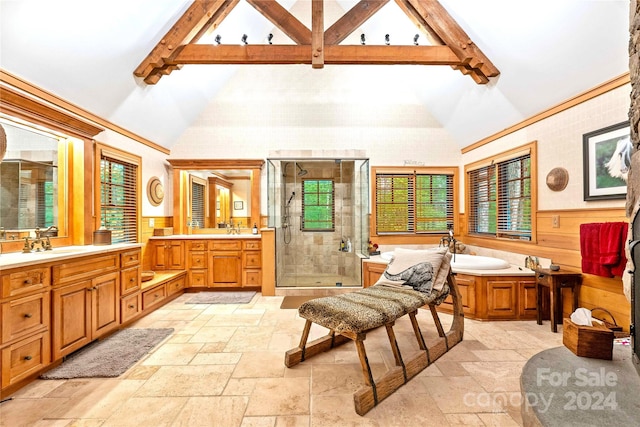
[302,179,334,231]
[100,155,138,243]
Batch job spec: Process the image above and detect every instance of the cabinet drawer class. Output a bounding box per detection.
[188,241,207,251]
[121,250,141,268]
[243,240,261,251]
[167,277,185,296]
[2,267,51,299]
[189,271,207,288]
[243,270,261,287]
[53,254,118,286]
[121,293,141,324]
[142,286,166,310]
[1,292,50,344]
[209,240,242,251]
[1,331,50,388]
[243,252,262,269]
[189,252,207,269]
[121,267,141,296]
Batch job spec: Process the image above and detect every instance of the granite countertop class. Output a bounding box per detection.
[0,243,142,269]
[365,254,535,277]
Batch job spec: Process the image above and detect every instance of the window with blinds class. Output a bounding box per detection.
[100,154,138,243]
[302,179,335,231]
[468,153,531,240]
[375,171,454,234]
[191,180,205,228]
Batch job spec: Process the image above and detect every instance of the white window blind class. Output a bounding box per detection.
[100,154,138,243]
[376,172,453,234]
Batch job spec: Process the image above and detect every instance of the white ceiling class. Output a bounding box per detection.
[0,0,631,149]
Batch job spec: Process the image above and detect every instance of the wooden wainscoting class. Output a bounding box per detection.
[461,208,630,330]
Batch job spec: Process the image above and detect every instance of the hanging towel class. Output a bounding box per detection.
[605,222,628,277]
[599,222,627,266]
[580,223,612,277]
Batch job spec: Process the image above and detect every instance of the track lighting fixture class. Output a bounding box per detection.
[241,34,248,45]
[384,34,390,45]
[360,33,365,45]
[414,34,419,45]
[214,34,221,45]
[267,33,273,44]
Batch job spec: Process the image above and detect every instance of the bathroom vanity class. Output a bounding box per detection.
[363,257,537,321]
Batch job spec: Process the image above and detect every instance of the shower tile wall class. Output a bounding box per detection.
[279,161,360,286]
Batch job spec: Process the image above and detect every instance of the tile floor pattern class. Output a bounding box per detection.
[1,293,564,427]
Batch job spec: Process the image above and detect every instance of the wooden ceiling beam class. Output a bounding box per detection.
[134,0,239,80]
[312,0,324,68]
[396,0,499,79]
[324,0,389,45]
[245,0,311,45]
[166,44,459,65]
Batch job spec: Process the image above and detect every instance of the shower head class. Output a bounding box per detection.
[296,164,308,177]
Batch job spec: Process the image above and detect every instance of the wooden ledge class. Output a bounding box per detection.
[141,270,186,291]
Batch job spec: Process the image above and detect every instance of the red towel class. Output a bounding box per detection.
[599,222,626,266]
[606,223,628,277]
[580,223,612,277]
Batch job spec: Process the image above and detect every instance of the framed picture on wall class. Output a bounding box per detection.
[234,201,243,210]
[582,121,631,201]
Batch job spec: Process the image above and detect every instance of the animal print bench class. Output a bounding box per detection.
[284,250,464,416]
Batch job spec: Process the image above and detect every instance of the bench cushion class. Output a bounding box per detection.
[298,284,450,334]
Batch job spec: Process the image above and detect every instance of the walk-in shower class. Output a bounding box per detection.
[267,158,370,289]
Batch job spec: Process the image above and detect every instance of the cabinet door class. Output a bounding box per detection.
[518,279,538,319]
[91,271,120,339]
[121,266,141,296]
[487,280,517,318]
[52,281,92,360]
[166,241,185,269]
[362,262,386,287]
[210,252,242,287]
[1,291,50,344]
[151,241,170,270]
[441,274,476,316]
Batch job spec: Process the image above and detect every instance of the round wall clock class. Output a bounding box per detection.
[147,176,164,206]
[0,124,6,161]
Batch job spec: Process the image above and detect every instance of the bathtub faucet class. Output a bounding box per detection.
[441,224,458,261]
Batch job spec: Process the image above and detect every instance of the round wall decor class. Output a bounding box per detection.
[546,167,569,191]
[147,176,164,206]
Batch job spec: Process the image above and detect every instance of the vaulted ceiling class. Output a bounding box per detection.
[0,0,631,149]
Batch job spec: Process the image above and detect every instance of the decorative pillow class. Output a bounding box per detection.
[433,251,452,291]
[376,248,448,294]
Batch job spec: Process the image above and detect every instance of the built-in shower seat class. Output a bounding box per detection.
[284,270,463,416]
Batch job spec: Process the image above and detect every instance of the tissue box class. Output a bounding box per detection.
[563,318,613,360]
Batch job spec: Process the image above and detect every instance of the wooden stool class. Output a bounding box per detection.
[536,268,582,332]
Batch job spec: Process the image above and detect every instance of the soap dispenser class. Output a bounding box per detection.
[346,238,352,253]
[252,223,258,235]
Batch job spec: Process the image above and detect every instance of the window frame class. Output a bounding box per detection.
[301,178,335,232]
[95,144,141,244]
[189,174,207,229]
[465,141,537,243]
[371,166,459,238]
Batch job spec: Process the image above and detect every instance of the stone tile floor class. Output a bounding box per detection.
[1,293,564,426]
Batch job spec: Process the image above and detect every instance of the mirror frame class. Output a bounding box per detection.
[167,159,264,234]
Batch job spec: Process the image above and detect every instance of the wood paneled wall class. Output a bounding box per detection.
[462,208,630,330]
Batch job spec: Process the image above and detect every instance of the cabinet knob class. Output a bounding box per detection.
[538,274,545,279]
[128,304,135,309]
[23,279,33,285]
[24,355,32,361]
[130,278,135,283]
[24,313,32,318]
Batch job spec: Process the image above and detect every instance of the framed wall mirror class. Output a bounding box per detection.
[0,117,67,241]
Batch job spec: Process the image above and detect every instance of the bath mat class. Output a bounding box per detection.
[40,328,173,379]
[280,296,315,309]
[186,291,256,304]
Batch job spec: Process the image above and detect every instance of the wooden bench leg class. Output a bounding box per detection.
[409,311,431,363]
[429,304,449,350]
[385,322,407,381]
[284,321,352,368]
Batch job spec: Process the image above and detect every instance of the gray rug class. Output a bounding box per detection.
[40,328,173,379]
[186,291,256,304]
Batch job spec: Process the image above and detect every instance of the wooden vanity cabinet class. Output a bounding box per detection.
[242,240,261,287]
[1,265,51,392]
[362,262,388,287]
[51,255,120,360]
[120,250,141,296]
[209,240,242,287]
[442,273,477,316]
[150,239,185,270]
[187,241,208,288]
